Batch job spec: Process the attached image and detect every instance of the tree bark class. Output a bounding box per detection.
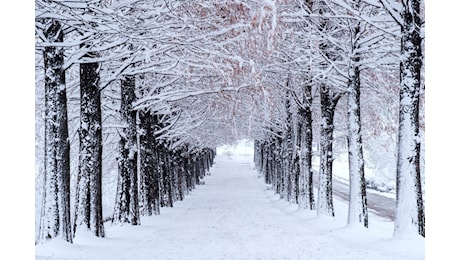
[346,53,368,227]
[394,0,424,237]
[176,150,186,201]
[292,106,301,204]
[274,134,283,195]
[317,84,340,217]
[38,19,73,243]
[159,145,174,207]
[282,90,293,202]
[299,77,315,210]
[139,110,161,216]
[113,75,140,225]
[74,51,105,237]
[263,142,272,184]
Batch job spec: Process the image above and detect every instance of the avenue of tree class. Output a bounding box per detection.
[35,0,425,244]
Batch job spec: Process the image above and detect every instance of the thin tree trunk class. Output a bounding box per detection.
[171,151,179,202]
[177,151,185,201]
[159,146,174,207]
[346,54,368,227]
[275,135,283,195]
[282,90,293,202]
[38,19,72,243]
[292,107,301,204]
[263,143,272,184]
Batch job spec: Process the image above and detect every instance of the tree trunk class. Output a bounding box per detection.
[317,84,340,217]
[394,0,424,237]
[346,54,368,227]
[263,142,272,184]
[270,139,278,191]
[139,110,161,216]
[170,150,179,202]
[274,135,283,195]
[38,19,72,243]
[299,78,315,210]
[185,154,195,192]
[74,51,105,237]
[113,75,140,225]
[282,91,293,202]
[159,146,174,207]
[292,107,301,204]
[176,151,186,201]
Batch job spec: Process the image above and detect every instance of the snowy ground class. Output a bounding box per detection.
[35,140,425,260]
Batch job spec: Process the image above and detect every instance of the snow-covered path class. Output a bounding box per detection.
[35,148,424,260]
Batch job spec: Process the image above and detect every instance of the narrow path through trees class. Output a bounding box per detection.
[38,149,408,260]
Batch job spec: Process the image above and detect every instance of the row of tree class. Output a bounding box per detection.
[251,0,424,238]
[35,0,425,245]
[35,0,231,244]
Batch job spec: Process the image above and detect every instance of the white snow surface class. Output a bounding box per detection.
[35,140,424,260]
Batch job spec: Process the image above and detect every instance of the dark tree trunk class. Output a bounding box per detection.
[38,19,72,243]
[192,156,199,186]
[292,107,301,204]
[139,110,161,216]
[186,155,195,192]
[198,154,206,181]
[315,0,343,217]
[394,0,425,237]
[274,134,283,195]
[176,152,186,201]
[74,51,105,237]
[263,143,272,184]
[298,77,315,210]
[317,84,341,217]
[113,75,140,225]
[269,140,277,190]
[170,150,179,202]
[159,146,174,208]
[282,90,293,202]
